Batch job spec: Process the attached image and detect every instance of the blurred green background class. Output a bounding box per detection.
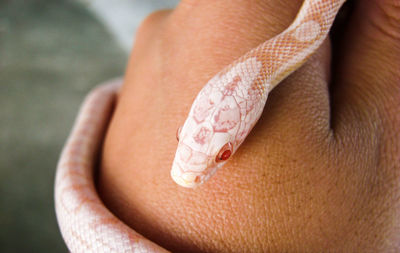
[0,0,180,250]
[0,0,127,251]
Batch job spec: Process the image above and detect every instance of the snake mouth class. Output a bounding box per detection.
[170,158,206,188]
[170,167,203,188]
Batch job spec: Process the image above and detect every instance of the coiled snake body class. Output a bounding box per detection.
[55,0,345,251]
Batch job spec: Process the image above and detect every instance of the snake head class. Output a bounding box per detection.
[171,119,235,188]
[170,57,265,188]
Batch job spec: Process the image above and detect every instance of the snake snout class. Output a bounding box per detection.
[170,161,203,188]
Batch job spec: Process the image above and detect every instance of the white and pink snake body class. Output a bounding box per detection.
[55,0,345,251]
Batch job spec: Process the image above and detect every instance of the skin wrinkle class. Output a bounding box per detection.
[330,0,400,140]
[98,0,400,252]
[372,0,400,40]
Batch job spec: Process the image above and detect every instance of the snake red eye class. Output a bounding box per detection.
[176,126,182,141]
[216,142,233,162]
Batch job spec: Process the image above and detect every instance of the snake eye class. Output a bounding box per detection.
[216,142,233,163]
[176,126,182,141]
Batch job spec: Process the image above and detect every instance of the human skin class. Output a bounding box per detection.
[98,0,400,252]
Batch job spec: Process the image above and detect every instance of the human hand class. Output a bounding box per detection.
[99,0,400,252]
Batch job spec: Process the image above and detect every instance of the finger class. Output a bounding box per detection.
[331,0,400,135]
[173,0,304,59]
[166,0,303,95]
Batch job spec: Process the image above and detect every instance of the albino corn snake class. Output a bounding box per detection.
[55,0,346,251]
